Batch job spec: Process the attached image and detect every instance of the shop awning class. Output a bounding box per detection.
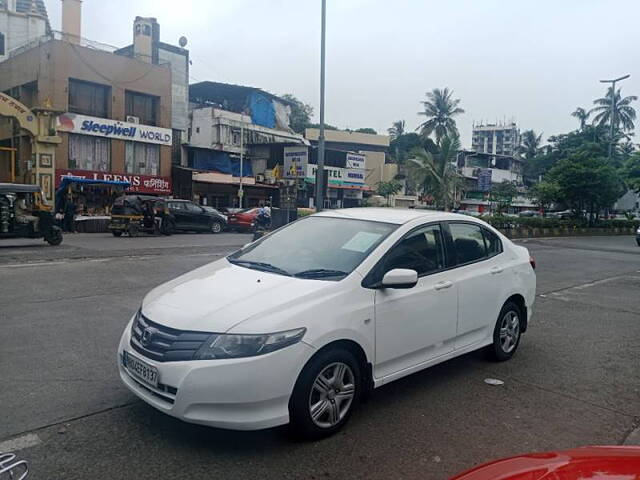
[55,177,131,207]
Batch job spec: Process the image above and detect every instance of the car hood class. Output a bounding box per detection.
[141,259,337,333]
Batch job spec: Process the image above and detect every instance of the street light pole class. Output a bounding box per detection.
[315,0,327,211]
[239,123,244,208]
[600,74,630,159]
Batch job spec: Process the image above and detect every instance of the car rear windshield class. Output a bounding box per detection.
[227,216,397,280]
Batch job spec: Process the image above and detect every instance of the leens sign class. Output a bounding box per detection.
[57,113,173,146]
[55,169,172,195]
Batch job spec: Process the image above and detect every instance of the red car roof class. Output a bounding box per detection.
[450,446,640,480]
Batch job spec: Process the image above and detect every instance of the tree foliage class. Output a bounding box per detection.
[281,94,314,133]
[491,181,518,213]
[417,88,464,144]
[624,152,640,193]
[409,134,461,210]
[354,127,378,134]
[590,87,638,132]
[387,120,406,141]
[376,180,403,205]
[530,181,561,215]
[571,107,590,131]
[518,130,543,160]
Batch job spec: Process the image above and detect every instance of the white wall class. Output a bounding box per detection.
[0,11,48,62]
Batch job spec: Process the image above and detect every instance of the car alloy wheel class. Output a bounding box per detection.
[309,362,356,428]
[211,221,222,234]
[499,310,520,354]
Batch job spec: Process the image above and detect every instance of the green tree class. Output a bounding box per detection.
[409,134,461,210]
[590,87,638,133]
[281,94,314,133]
[376,180,402,205]
[530,181,560,216]
[624,152,640,193]
[354,127,378,134]
[307,122,339,131]
[417,88,465,144]
[491,180,518,213]
[571,107,590,131]
[387,120,406,141]
[518,130,543,160]
[546,143,625,223]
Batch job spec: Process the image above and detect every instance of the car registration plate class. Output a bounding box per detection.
[123,351,158,388]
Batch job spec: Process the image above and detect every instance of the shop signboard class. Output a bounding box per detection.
[56,113,173,146]
[306,164,345,185]
[346,152,366,169]
[345,168,365,184]
[283,146,308,178]
[55,169,172,195]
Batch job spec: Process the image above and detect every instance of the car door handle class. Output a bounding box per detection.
[490,267,504,274]
[434,281,453,291]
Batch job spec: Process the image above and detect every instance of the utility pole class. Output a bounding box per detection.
[238,123,244,208]
[315,0,327,211]
[600,74,630,159]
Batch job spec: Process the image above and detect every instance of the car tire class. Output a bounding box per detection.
[128,224,139,237]
[112,230,123,237]
[161,220,174,236]
[44,226,63,246]
[289,348,362,439]
[488,301,523,362]
[210,221,222,234]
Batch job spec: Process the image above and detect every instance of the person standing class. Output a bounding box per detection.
[63,195,76,233]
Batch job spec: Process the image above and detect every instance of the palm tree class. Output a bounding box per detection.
[571,107,590,131]
[409,134,461,210]
[518,130,543,159]
[387,120,406,141]
[590,87,638,133]
[417,88,465,144]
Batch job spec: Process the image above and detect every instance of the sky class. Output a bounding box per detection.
[46,0,640,147]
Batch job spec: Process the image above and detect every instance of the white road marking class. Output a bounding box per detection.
[0,261,68,269]
[0,434,41,452]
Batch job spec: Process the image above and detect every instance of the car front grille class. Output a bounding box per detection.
[130,312,212,362]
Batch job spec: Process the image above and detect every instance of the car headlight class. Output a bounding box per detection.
[636,227,640,234]
[193,328,306,360]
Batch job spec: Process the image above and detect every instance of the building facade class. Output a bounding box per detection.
[0,35,174,202]
[471,122,521,157]
[0,0,50,62]
[303,128,392,208]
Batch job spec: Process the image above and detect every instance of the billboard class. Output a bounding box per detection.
[478,168,492,192]
[283,146,309,178]
[346,152,366,169]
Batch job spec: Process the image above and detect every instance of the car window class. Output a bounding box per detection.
[169,202,185,210]
[382,224,445,276]
[186,203,202,213]
[482,228,502,257]
[449,223,487,265]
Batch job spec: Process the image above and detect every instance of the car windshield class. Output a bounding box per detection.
[227,216,397,280]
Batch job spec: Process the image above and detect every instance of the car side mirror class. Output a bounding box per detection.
[381,269,418,289]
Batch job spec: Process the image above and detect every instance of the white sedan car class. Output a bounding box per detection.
[117,208,536,437]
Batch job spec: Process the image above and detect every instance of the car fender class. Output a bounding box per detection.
[304,327,374,365]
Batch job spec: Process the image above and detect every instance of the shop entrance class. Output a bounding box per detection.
[0,92,61,205]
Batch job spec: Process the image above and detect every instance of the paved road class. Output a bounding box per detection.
[1,234,639,479]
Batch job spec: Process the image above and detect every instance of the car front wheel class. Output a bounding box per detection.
[289,348,361,439]
[210,221,222,234]
[489,301,523,362]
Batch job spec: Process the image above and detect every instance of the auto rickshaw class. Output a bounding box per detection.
[0,183,63,245]
[109,194,174,237]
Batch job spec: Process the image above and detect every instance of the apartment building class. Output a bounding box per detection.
[471,122,521,157]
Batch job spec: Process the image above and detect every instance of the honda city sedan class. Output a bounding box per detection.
[118,208,536,437]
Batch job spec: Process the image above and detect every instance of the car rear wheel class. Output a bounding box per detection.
[44,226,63,246]
[112,230,123,237]
[489,301,522,362]
[210,221,222,234]
[289,348,361,439]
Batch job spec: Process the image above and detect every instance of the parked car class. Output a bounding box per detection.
[201,206,227,223]
[449,446,640,480]
[636,226,640,246]
[227,207,259,231]
[166,199,227,233]
[518,210,540,217]
[118,208,536,437]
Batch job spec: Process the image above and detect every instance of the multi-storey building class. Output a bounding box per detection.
[471,122,521,157]
[0,0,50,62]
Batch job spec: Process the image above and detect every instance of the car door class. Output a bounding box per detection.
[169,202,190,230]
[185,202,208,230]
[444,222,506,349]
[371,223,459,379]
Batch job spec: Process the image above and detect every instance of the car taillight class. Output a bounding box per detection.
[529,256,536,270]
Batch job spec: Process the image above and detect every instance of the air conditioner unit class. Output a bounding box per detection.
[126,116,140,124]
[255,174,265,183]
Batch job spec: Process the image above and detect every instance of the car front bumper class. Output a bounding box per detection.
[117,317,315,430]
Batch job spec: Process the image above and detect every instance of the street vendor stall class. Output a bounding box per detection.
[55,177,131,233]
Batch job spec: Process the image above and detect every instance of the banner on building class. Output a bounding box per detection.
[283,146,308,178]
[346,152,366,169]
[478,168,492,192]
[55,169,172,195]
[56,113,173,146]
[306,164,344,185]
[345,168,365,184]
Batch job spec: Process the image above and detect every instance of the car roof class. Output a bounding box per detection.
[314,208,480,225]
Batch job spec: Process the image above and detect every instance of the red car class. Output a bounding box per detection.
[226,208,259,231]
[450,446,640,480]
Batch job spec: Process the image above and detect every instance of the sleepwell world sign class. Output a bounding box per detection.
[56,113,173,146]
